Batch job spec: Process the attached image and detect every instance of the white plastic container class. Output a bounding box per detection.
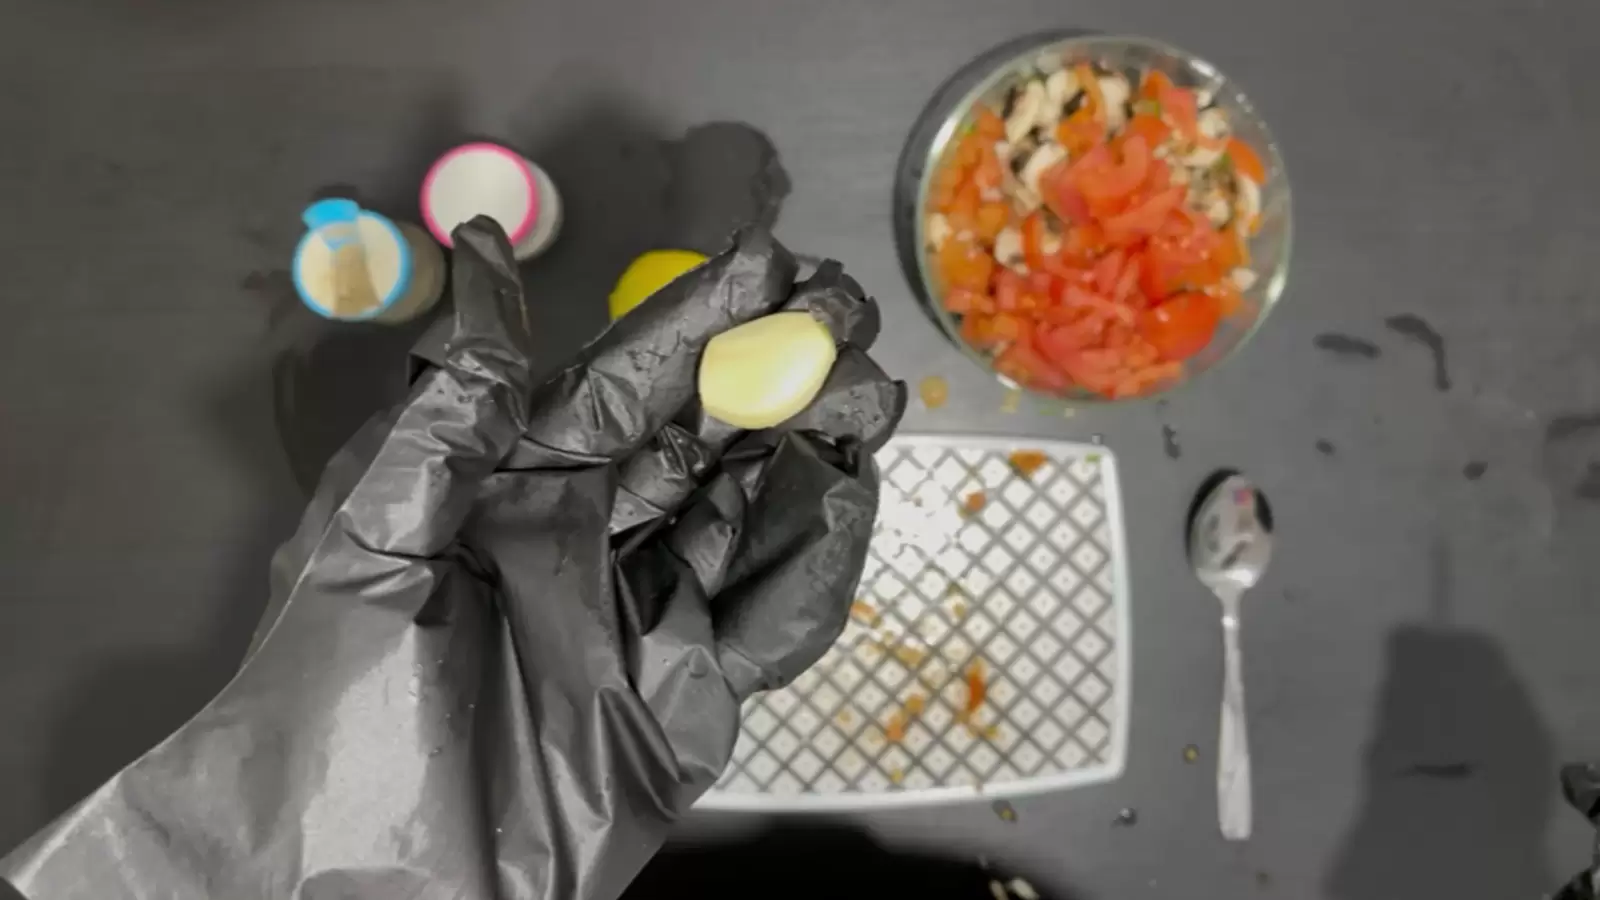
[292,210,445,323]
[421,142,563,260]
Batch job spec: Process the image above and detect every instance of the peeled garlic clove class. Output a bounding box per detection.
[699,311,837,429]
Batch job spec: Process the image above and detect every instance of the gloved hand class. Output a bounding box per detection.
[0,220,905,900]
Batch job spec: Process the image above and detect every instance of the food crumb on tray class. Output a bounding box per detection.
[1007,449,1050,478]
[961,490,988,516]
[850,599,881,626]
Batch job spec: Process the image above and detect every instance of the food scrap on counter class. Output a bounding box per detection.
[926,58,1270,398]
[1000,388,1023,413]
[919,374,950,409]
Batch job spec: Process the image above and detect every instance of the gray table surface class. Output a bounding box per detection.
[4,0,1599,897]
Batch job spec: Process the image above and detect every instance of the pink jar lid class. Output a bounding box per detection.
[420,142,540,247]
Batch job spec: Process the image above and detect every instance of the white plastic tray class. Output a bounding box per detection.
[700,435,1131,810]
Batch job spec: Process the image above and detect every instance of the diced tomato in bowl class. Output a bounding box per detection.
[910,34,1290,402]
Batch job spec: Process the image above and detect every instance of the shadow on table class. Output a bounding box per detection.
[1325,615,1556,897]
[627,822,1076,900]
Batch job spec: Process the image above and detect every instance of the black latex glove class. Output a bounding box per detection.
[0,220,905,900]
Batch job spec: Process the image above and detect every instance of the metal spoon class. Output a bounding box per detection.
[1188,471,1274,841]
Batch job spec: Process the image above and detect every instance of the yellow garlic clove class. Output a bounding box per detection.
[699,311,836,429]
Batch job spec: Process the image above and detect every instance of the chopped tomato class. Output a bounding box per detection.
[1143,157,1173,192]
[990,312,1029,342]
[1036,314,1104,351]
[931,159,966,209]
[961,312,998,348]
[1042,162,1092,224]
[1055,107,1106,157]
[955,131,985,169]
[1104,186,1184,243]
[1226,137,1267,184]
[995,341,1069,391]
[1159,82,1199,142]
[974,107,1006,140]
[993,268,1025,311]
[1060,222,1108,264]
[972,145,1004,193]
[1126,113,1171,149]
[1212,228,1250,272]
[1092,249,1125,296]
[1139,292,1221,361]
[975,202,1009,242]
[1213,282,1245,317]
[945,178,981,233]
[1141,69,1175,103]
[1020,211,1050,271]
[1067,143,1113,179]
[1062,284,1136,324]
[944,287,984,314]
[938,237,993,292]
[1113,254,1143,303]
[1074,136,1150,204]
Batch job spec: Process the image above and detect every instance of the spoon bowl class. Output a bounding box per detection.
[1189,471,1275,597]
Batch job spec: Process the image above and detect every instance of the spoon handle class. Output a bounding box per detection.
[1219,608,1252,840]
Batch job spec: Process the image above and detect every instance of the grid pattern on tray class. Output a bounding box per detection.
[701,436,1127,809]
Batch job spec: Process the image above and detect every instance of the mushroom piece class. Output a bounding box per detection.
[1204,192,1232,228]
[1045,68,1080,113]
[1231,268,1259,291]
[1005,79,1048,144]
[1198,108,1230,143]
[1098,73,1132,128]
[993,226,1024,268]
[1018,142,1068,197]
[1235,174,1262,232]
[926,213,952,250]
[1182,143,1225,168]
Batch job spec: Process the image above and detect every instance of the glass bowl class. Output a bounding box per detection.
[892,33,1292,404]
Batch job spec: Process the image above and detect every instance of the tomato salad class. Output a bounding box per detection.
[926,58,1268,398]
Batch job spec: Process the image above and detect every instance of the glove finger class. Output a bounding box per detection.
[769,346,906,455]
[507,229,797,468]
[705,434,881,698]
[783,258,881,349]
[616,421,887,697]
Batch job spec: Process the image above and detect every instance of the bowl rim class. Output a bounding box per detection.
[899,31,1294,407]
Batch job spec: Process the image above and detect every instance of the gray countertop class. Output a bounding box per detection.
[4,0,1600,896]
